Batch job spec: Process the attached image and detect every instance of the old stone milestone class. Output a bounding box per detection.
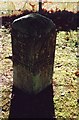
[11,13,56,94]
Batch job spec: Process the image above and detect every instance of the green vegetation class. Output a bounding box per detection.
[0,27,78,119]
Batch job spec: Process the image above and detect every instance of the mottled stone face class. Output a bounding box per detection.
[11,13,56,94]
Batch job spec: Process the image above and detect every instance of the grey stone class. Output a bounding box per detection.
[11,13,56,94]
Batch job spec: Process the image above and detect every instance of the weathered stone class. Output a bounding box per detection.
[11,13,56,94]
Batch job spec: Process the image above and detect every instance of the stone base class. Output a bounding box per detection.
[8,84,55,119]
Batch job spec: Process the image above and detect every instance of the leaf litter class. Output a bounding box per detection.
[0,27,78,119]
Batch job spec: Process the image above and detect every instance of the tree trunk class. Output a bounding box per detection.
[39,0,42,12]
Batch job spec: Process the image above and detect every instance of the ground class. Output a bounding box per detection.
[53,31,78,119]
[0,26,78,119]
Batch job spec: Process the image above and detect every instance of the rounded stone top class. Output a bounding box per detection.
[12,13,56,37]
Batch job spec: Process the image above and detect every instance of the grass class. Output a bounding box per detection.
[53,31,77,119]
[0,27,78,119]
